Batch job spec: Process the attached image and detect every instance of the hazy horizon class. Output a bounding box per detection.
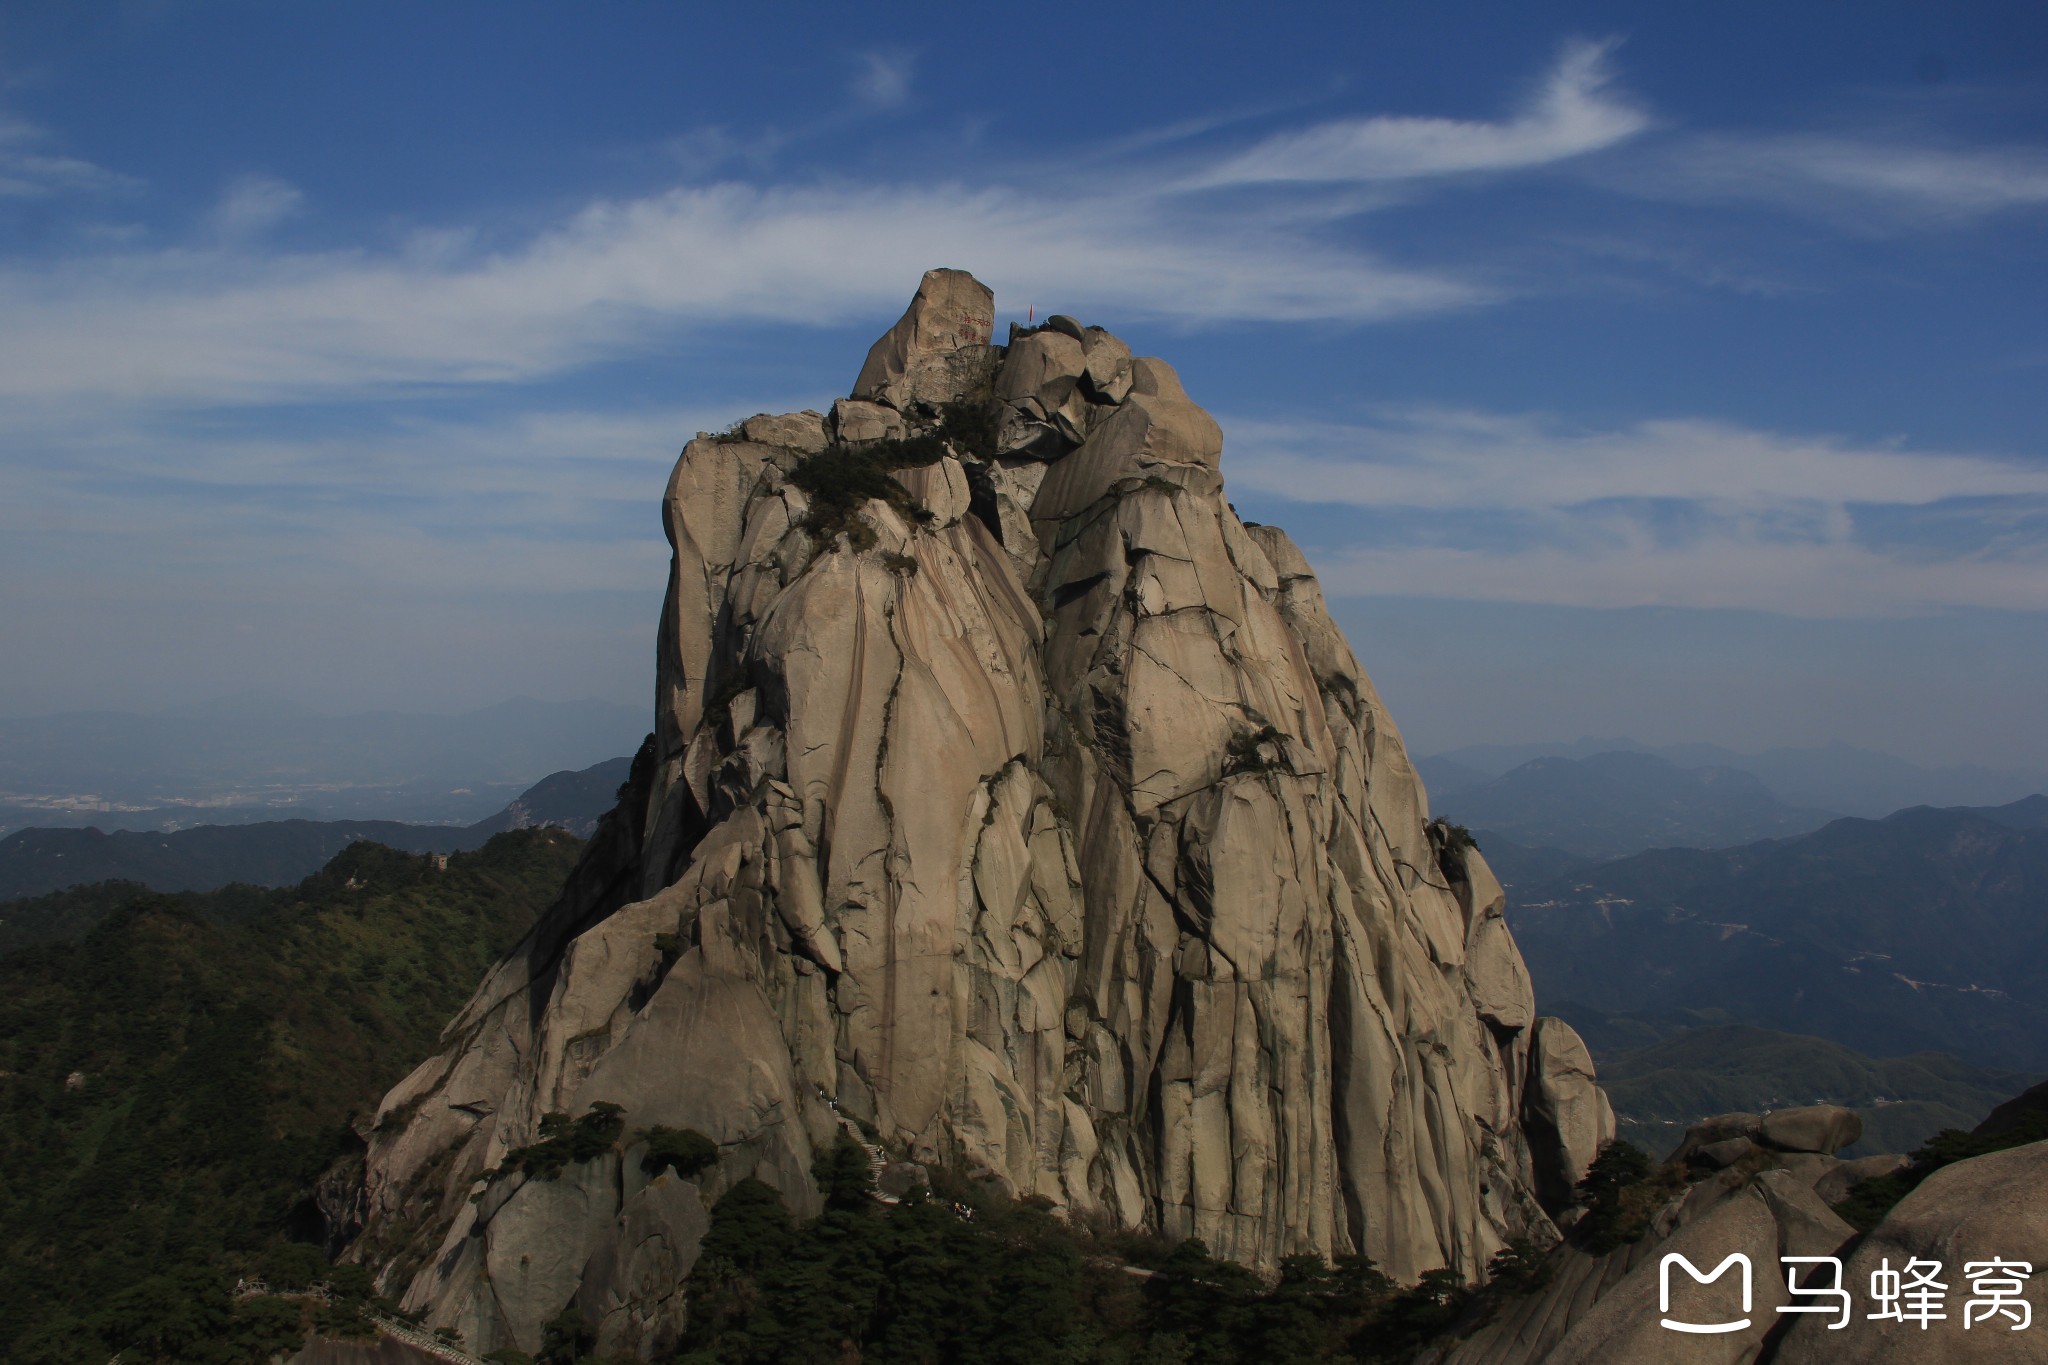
[3,686,2043,790]
[5,5,2045,772]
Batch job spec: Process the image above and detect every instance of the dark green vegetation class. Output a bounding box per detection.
[1424,819,1478,884]
[789,433,945,547]
[0,755,631,912]
[0,830,582,1363]
[1570,1141,1681,1255]
[0,820,472,908]
[1506,802,2048,1070]
[1831,1080,2048,1232]
[788,402,1001,549]
[0,878,183,956]
[1222,725,1286,777]
[8,1243,391,1365]
[485,1103,629,1184]
[1577,1020,2037,1158]
[933,398,1002,460]
[640,1126,719,1179]
[659,1135,1541,1365]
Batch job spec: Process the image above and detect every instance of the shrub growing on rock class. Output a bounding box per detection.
[788,435,945,548]
[638,1125,718,1180]
[936,399,1002,460]
[486,1101,625,1184]
[1425,818,1479,884]
[1574,1140,1673,1253]
[1833,1107,2048,1230]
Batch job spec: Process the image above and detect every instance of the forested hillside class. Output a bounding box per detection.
[1506,803,2048,1070]
[0,830,582,1362]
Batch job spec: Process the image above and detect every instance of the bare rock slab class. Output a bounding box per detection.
[1759,1104,1863,1155]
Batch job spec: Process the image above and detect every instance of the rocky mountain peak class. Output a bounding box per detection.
[851,266,997,412]
[342,269,1611,1360]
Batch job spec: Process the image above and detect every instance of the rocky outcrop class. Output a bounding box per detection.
[1812,1151,1908,1206]
[1523,1017,1616,1210]
[1776,1139,2048,1363]
[1429,1153,1861,1364]
[1429,1105,2048,1363]
[1759,1105,1862,1157]
[1664,1105,1865,1189]
[341,269,1601,1358]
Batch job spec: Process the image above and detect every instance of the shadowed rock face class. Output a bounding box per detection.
[342,268,1605,1359]
[1424,1122,2048,1364]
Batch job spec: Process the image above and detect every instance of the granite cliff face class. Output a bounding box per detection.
[341,270,1611,1358]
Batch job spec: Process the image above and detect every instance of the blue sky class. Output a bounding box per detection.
[2,1,2045,769]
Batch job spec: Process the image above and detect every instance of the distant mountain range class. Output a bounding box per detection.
[1467,780,2048,1155]
[0,694,646,832]
[1421,735,2047,820]
[1428,750,1833,861]
[0,755,632,934]
[1558,1014,2037,1160]
[1505,796,2048,1072]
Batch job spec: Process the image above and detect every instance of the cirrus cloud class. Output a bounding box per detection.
[0,179,1484,408]
[1187,38,1648,188]
[1225,407,2048,616]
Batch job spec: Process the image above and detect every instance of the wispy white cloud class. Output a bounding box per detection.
[206,172,304,239]
[1556,233,1812,298]
[850,49,915,110]
[0,401,756,600]
[1314,538,2048,616]
[0,180,1483,407]
[1229,409,2048,508]
[1189,38,1647,188]
[1611,131,2048,227]
[660,124,792,178]
[1226,408,2048,615]
[0,112,140,198]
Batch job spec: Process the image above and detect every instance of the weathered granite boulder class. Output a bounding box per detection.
[341,270,1599,1357]
[877,1161,932,1201]
[852,266,997,413]
[1813,1151,1909,1205]
[1525,1017,1616,1211]
[1428,1165,1857,1365]
[1426,1123,2048,1364]
[1773,1150,1840,1188]
[1672,1112,1762,1161]
[1776,1139,2048,1363]
[1758,1104,1862,1155]
[832,396,904,444]
[741,410,829,453]
[1694,1136,1758,1170]
[994,328,1086,409]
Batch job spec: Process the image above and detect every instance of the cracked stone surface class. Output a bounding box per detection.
[342,268,1597,1358]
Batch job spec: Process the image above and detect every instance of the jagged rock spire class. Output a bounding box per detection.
[342,270,1611,1360]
